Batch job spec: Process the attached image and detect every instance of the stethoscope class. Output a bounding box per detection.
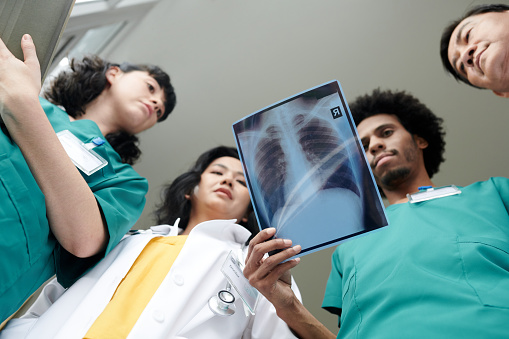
[208,281,236,316]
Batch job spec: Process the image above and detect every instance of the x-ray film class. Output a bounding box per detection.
[233,80,388,259]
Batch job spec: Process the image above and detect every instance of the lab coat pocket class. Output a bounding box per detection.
[0,317,38,338]
[176,298,247,339]
[457,236,509,309]
[176,303,215,338]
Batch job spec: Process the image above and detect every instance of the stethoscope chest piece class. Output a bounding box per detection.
[208,289,236,316]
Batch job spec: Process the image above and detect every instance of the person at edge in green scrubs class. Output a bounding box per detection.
[243,89,509,339]
[0,34,176,325]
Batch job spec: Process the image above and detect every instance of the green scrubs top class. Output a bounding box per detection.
[0,98,148,322]
[322,177,509,339]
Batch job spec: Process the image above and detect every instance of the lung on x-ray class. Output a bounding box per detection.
[233,80,388,258]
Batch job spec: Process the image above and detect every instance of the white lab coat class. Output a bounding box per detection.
[1,219,300,339]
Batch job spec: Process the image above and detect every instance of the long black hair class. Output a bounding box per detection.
[44,55,176,164]
[153,146,258,239]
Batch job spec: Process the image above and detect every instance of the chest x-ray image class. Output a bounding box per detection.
[233,81,388,258]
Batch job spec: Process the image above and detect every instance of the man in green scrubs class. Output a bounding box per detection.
[321,89,509,338]
[244,89,509,339]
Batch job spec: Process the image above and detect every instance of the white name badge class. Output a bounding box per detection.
[407,185,461,203]
[57,130,108,176]
[221,251,259,314]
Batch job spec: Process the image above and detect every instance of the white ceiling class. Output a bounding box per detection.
[104,0,509,332]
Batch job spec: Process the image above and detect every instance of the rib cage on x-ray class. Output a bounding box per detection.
[294,115,359,196]
[254,112,359,227]
[254,125,287,220]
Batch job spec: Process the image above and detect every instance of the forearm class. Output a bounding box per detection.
[1,98,107,257]
[244,229,336,339]
[276,297,336,339]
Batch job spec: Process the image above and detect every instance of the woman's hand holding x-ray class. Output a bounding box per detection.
[244,228,301,313]
[244,228,336,339]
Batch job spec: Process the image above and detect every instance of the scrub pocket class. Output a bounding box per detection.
[0,157,46,295]
[81,145,117,187]
[457,236,509,309]
[340,266,362,330]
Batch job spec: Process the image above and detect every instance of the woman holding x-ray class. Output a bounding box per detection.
[1,146,301,338]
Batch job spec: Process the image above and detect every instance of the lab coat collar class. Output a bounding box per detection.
[149,219,251,245]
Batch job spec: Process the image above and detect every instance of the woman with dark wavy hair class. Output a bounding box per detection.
[44,55,176,164]
[1,146,300,339]
[0,35,176,325]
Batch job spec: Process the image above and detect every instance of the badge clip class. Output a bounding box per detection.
[57,130,108,176]
[220,251,259,315]
[407,185,461,203]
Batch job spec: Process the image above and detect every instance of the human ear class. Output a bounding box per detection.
[240,209,250,224]
[105,66,122,85]
[413,135,428,150]
[492,90,509,98]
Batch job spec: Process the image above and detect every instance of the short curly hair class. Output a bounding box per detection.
[440,4,509,88]
[349,89,446,178]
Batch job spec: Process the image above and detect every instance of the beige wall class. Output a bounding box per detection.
[106,0,509,334]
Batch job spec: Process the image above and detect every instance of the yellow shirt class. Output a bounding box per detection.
[84,235,188,339]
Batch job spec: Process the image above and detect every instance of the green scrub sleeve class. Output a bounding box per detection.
[55,173,148,287]
[47,104,149,288]
[492,177,509,213]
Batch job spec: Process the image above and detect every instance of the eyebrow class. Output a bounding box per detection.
[455,21,470,44]
[212,163,244,176]
[360,123,394,145]
[149,79,166,119]
[451,21,471,74]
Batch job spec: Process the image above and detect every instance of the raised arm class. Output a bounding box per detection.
[244,228,336,339]
[0,35,107,257]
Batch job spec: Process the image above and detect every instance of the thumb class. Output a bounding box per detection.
[21,34,40,73]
